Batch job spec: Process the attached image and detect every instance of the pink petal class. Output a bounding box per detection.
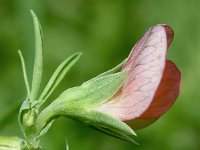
[138,60,181,119]
[97,24,177,122]
[125,60,181,129]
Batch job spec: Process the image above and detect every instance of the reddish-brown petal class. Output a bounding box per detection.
[162,24,174,48]
[125,60,181,129]
[138,60,181,119]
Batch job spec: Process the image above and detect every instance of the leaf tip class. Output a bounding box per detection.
[18,49,22,55]
[30,9,35,17]
[76,52,83,58]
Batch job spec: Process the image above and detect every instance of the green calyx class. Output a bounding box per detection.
[36,71,137,144]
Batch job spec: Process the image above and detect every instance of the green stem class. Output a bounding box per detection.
[36,103,58,134]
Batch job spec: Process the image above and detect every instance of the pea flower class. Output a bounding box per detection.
[36,24,181,143]
[97,24,181,129]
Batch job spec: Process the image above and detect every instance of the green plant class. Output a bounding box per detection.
[0,10,181,150]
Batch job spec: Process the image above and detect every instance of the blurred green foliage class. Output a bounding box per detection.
[0,0,200,149]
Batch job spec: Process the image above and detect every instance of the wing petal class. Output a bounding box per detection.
[98,25,175,121]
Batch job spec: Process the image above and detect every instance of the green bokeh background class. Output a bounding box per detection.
[0,0,199,149]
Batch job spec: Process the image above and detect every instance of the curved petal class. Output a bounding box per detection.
[139,60,181,119]
[97,24,175,121]
[162,24,174,48]
[126,60,181,129]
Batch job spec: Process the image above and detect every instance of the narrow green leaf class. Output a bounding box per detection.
[36,119,55,140]
[39,52,82,102]
[95,58,127,79]
[18,50,31,99]
[30,10,43,101]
